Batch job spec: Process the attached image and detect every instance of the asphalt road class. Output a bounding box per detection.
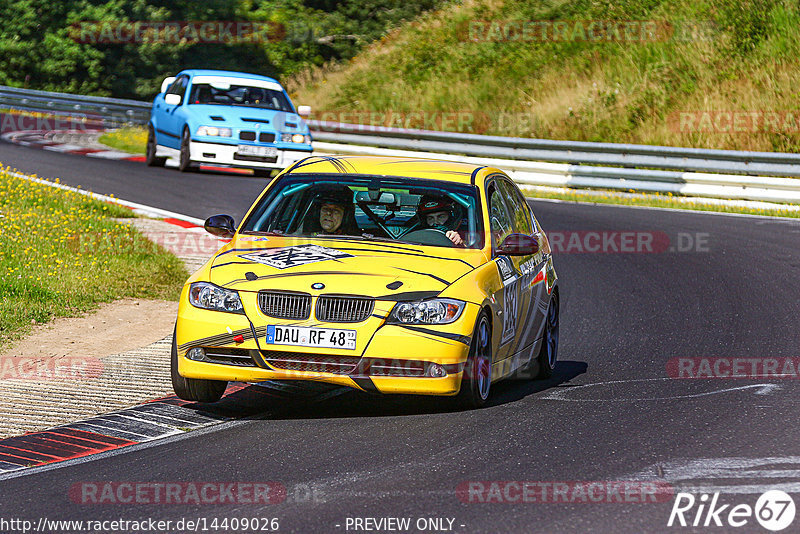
[0,141,266,222]
[3,141,800,533]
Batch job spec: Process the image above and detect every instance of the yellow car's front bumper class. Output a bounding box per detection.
[175,290,479,396]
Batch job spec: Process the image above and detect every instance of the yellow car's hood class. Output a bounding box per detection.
[210,235,487,298]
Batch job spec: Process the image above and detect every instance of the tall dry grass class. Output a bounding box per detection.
[288,0,800,152]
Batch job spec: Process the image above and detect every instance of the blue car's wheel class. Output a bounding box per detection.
[178,128,193,172]
[145,125,166,167]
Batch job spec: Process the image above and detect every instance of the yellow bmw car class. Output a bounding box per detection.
[172,156,559,408]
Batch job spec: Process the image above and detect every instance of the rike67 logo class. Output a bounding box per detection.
[668,490,796,531]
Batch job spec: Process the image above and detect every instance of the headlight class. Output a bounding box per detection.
[189,282,244,314]
[388,298,465,325]
[196,126,232,137]
[281,133,311,143]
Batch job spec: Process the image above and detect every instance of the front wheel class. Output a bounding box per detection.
[535,292,559,379]
[170,330,227,402]
[178,128,193,172]
[145,125,166,167]
[456,310,492,409]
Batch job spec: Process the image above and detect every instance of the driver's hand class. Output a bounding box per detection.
[446,230,464,246]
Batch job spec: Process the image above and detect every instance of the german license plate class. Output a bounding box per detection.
[237,145,278,158]
[265,325,356,350]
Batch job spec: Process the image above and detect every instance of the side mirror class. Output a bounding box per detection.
[296,105,311,117]
[164,93,181,106]
[205,215,236,238]
[160,76,176,94]
[498,233,539,256]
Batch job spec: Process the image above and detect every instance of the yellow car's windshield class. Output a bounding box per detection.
[240,174,485,249]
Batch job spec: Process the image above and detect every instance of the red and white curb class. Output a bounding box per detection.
[1,129,145,162]
[0,381,345,477]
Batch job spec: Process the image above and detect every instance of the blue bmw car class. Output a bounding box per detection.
[146,69,313,175]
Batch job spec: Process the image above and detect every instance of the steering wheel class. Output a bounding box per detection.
[401,228,455,247]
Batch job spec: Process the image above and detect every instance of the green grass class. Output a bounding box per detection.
[522,188,800,218]
[0,166,188,348]
[289,0,800,153]
[99,127,147,155]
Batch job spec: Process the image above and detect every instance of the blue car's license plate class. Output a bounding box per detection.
[238,145,278,158]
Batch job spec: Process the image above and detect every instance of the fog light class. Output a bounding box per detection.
[187,348,206,361]
[427,363,447,378]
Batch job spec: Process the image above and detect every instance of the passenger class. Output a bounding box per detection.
[307,187,360,236]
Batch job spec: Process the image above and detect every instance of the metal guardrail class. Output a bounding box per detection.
[308,122,800,178]
[310,141,800,204]
[2,84,799,203]
[0,85,151,126]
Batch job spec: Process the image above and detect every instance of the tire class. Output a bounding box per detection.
[170,330,227,403]
[145,125,166,167]
[178,128,193,172]
[535,292,559,379]
[456,310,492,409]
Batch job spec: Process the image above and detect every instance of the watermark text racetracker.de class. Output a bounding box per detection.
[310,109,585,135]
[0,112,102,135]
[70,21,285,44]
[545,231,709,254]
[457,480,674,503]
[0,516,280,534]
[0,356,103,381]
[68,481,325,505]
[669,110,800,134]
[68,230,226,257]
[667,357,800,379]
[460,20,715,43]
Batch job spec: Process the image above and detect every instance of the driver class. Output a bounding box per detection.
[307,186,360,236]
[417,195,465,247]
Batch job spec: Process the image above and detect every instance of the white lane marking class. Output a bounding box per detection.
[6,169,204,226]
[113,413,193,434]
[541,377,782,402]
[624,457,800,495]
